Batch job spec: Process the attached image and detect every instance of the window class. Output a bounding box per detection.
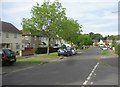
[14,34,17,38]
[0,32,1,37]
[16,43,20,49]
[34,36,37,40]
[6,33,9,38]
[25,36,29,40]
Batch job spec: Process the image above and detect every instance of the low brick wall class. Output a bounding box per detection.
[21,47,34,56]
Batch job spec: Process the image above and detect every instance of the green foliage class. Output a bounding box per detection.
[34,47,58,54]
[107,35,118,41]
[101,50,109,56]
[22,0,66,54]
[59,18,81,45]
[89,32,103,41]
[118,44,120,57]
[115,44,120,57]
[77,34,92,46]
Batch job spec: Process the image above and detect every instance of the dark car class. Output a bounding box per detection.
[58,46,73,56]
[0,48,16,66]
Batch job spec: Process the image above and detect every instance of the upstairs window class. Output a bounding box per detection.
[6,33,9,38]
[14,34,17,38]
[25,36,29,40]
[0,32,1,37]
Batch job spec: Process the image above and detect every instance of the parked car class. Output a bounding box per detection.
[58,46,73,56]
[100,46,108,50]
[71,47,77,55]
[0,48,16,66]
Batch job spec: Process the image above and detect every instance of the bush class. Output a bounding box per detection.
[34,47,58,54]
[115,44,120,57]
[117,44,120,57]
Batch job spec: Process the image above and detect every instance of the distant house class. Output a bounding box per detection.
[98,40,105,45]
[22,33,45,48]
[22,32,59,48]
[0,21,22,52]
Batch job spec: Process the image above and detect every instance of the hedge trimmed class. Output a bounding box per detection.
[115,44,120,57]
[34,47,58,54]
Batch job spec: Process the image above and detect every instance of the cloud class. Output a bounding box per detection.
[1,0,119,36]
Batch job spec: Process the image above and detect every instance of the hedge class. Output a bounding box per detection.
[34,47,59,54]
[115,44,120,57]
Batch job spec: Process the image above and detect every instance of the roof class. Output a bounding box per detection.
[1,21,22,34]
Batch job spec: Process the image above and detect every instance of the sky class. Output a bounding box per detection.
[1,0,119,36]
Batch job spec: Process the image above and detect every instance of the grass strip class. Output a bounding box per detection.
[101,50,111,56]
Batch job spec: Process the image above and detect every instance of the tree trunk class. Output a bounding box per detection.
[71,42,73,47]
[59,38,62,47]
[47,38,50,55]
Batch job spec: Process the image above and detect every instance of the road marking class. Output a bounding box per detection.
[11,66,34,73]
[91,82,93,85]
[83,62,99,85]
[1,72,7,75]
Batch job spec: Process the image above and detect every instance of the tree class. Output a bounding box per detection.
[91,33,103,41]
[89,32,94,38]
[22,0,66,55]
[77,34,92,46]
[59,18,81,46]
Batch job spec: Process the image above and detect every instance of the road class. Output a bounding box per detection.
[2,47,118,86]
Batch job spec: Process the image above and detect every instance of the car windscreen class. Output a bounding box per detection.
[0,50,2,54]
[3,49,13,55]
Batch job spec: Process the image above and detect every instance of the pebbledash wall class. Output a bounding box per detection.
[1,21,22,53]
[2,32,22,52]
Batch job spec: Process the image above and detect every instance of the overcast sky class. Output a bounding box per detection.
[1,0,119,36]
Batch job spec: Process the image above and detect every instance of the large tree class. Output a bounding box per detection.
[77,34,92,46]
[59,18,81,46]
[22,0,66,55]
[89,33,103,41]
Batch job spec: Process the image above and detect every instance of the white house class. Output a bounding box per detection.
[0,21,22,53]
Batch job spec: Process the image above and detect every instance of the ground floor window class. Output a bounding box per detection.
[16,43,20,49]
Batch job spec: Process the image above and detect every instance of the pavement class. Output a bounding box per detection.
[2,47,118,86]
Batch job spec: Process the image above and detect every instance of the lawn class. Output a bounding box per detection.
[33,52,61,59]
[16,52,63,64]
[100,50,112,56]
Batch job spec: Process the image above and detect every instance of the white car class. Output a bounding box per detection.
[71,48,77,55]
[101,46,108,50]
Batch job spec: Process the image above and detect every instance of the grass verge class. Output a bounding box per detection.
[16,60,42,64]
[33,52,61,59]
[101,50,111,56]
[16,52,63,64]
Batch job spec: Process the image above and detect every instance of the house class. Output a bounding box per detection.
[0,21,22,53]
[22,32,58,48]
[98,40,105,45]
[22,33,42,48]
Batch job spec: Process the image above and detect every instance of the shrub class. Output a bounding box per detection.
[117,44,120,57]
[34,47,58,54]
[115,44,120,57]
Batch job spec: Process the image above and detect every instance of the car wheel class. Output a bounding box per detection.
[2,61,9,66]
[66,53,69,57]
[58,54,61,56]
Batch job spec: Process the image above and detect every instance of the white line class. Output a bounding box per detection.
[83,81,88,85]
[11,66,34,73]
[83,62,99,85]
[91,82,93,85]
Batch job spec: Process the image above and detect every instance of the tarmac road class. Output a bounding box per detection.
[2,47,118,86]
